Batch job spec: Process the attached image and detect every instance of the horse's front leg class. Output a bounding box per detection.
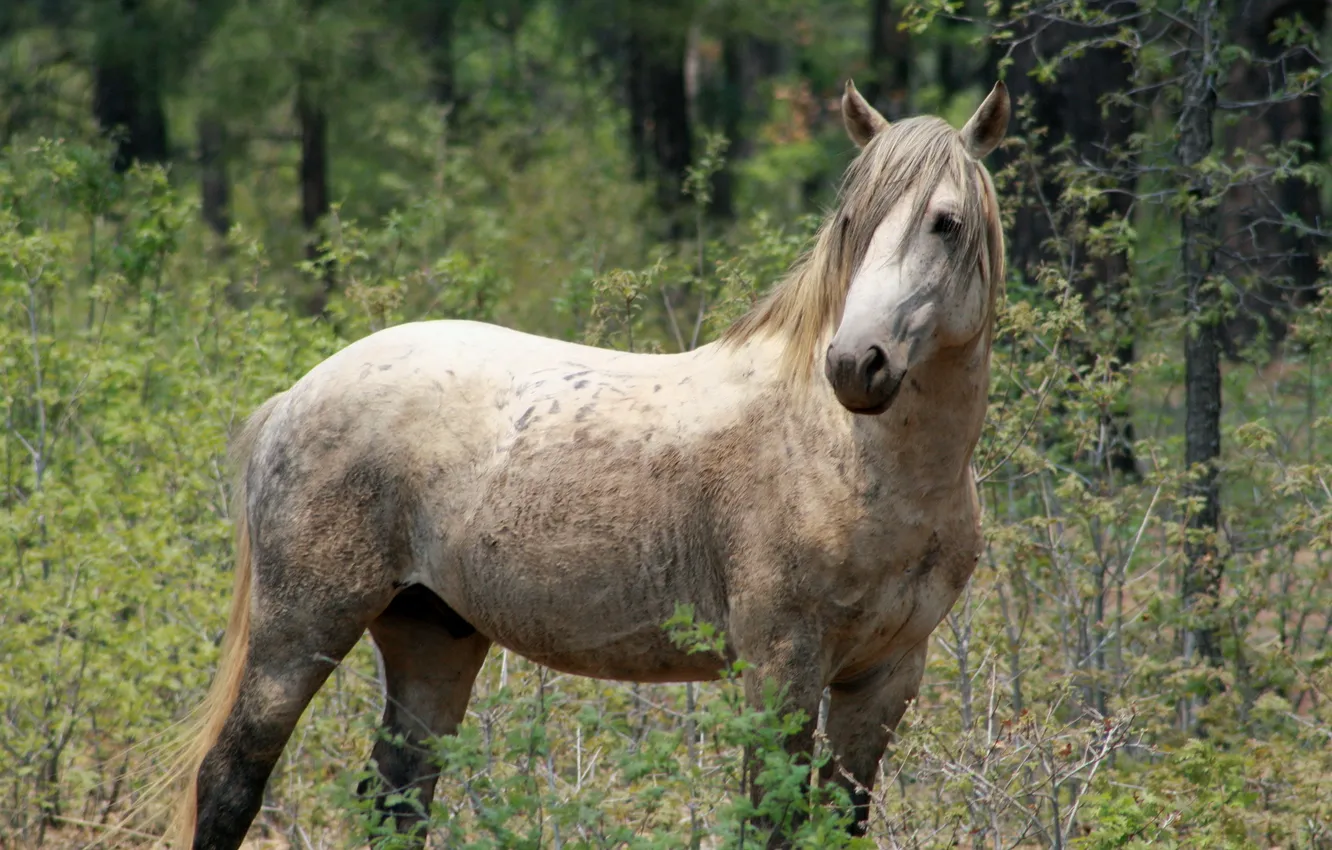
[734,627,827,849]
[820,642,928,836]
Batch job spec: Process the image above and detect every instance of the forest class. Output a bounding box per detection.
[1,0,1330,846]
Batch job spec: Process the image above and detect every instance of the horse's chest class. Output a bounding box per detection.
[829,516,981,672]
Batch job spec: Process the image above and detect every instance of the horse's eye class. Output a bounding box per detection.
[933,213,962,237]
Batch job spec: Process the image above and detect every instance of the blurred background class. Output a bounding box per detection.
[2,0,1331,847]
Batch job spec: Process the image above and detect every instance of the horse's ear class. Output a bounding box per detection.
[842,79,888,148]
[960,81,1010,159]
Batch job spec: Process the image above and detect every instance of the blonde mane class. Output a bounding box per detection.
[720,116,1006,381]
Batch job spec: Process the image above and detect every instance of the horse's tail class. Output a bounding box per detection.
[164,393,283,848]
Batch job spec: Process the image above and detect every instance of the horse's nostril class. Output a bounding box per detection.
[858,345,887,389]
[864,345,887,375]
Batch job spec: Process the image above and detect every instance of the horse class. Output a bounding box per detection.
[170,78,1009,849]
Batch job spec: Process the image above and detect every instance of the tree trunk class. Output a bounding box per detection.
[999,2,1141,477]
[935,3,974,106]
[1178,0,1225,720]
[1217,0,1326,355]
[93,0,168,172]
[625,33,651,183]
[625,28,692,234]
[298,72,331,316]
[709,34,780,220]
[198,116,230,238]
[712,35,746,221]
[865,0,911,120]
[420,0,458,107]
[650,44,691,223]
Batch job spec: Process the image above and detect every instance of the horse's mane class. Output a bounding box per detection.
[720,116,1005,381]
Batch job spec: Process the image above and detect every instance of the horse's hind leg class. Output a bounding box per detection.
[193,585,386,850]
[358,585,491,844]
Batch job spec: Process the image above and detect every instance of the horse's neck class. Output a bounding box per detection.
[719,331,989,491]
[858,335,991,492]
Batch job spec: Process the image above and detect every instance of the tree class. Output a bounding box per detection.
[297,56,331,314]
[991,0,1141,478]
[198,117,230,239]
[1171,0,1328,730]
[409,0,461,106]
[627,24,693,230]
[865,0,912,120]
[191,0,239,239]
[976,0,1330,733]
[92,0,168,171]
[709,29,782,219]
[1217,0,1327,354]
[1177,0,1225,695]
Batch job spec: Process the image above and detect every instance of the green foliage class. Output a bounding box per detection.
[1077,740,1255,849]
[0,138,341,841]
[335,608,870,850]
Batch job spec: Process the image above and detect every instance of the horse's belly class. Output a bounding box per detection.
[495,629,725,684]
[445,535,729,682]
[454,579,728,682]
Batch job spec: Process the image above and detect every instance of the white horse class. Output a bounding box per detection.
[171,79,1009,848]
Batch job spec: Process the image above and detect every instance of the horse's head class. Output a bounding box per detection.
[825,81,1009,415]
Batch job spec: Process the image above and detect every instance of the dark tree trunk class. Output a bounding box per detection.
[198,116,230,238]
[626,36,651,183]
[999,2,1141,477]
[712,36,746,221]
[93,0,168,172]
[625,28,692,233]
[298,72,331,316]
[420,0,458,107]
[935,3,974,105]
[1218,0,1326,354]
[1178,0,1225,723]
[709,35,781,219]
[651,48,691,214]
[865,0,911,120]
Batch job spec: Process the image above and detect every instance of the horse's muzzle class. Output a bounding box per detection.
[824,343,905,415]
